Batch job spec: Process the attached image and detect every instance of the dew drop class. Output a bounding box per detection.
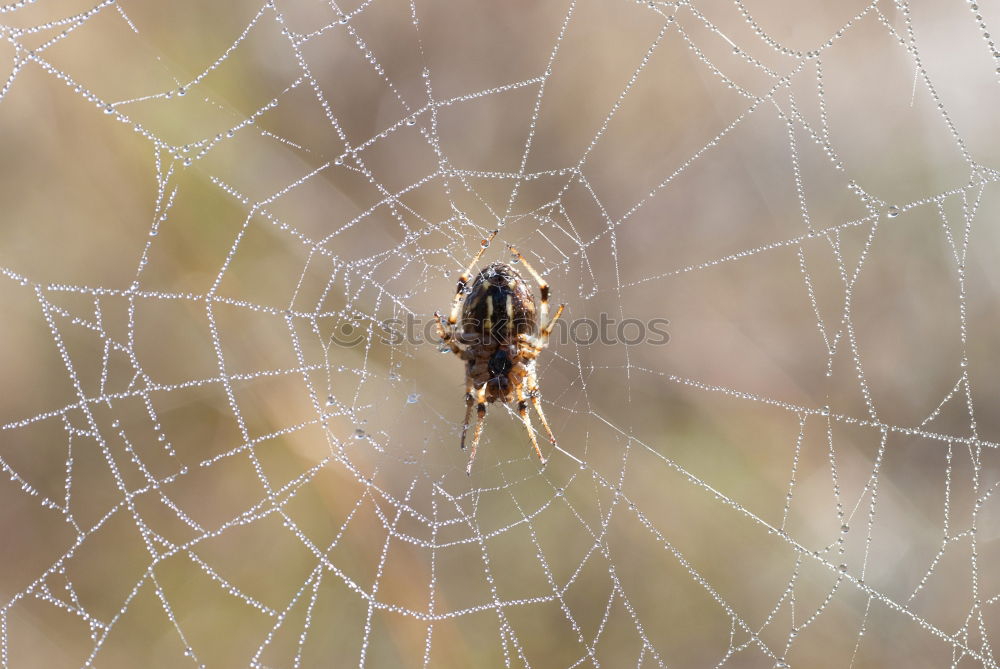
[406,393,419,404]
[838,563,848,573]
[354,428,366,439]
[480,238,491,248]
[841,524,850,532]
[177,87,186,96]
[406,117,416,126]
[334,156,344,165]
[104,104,114,114]
[886,205,900,218]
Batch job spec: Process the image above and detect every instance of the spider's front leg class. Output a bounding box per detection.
[507,246,565,349]
[447,229,497,326]
[539,303,565,343]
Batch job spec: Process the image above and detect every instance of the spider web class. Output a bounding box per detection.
[2,0,1000,666]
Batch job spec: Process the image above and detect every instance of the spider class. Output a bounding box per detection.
[435,231,565,475]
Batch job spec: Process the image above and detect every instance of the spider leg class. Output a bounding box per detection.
[527,372,557,447]
[459,380,475,451]
[516,389,547,465]
[530,396,558,448]
[434,310,464,356]
[465,384,488,475]
[509,246,564,346]
[538,303,565,345]
[448,230,498,326]
[508,246,553,325]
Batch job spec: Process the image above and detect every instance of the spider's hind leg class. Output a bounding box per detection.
[530,395,557,448]
[460,380,475,451]
[465,384,489,475]
[517,390,547,466]
[527,372,557,448]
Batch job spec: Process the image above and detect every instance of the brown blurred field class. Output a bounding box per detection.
[2,0,1000,667]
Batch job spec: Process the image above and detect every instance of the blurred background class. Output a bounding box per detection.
[2,0,1000,666]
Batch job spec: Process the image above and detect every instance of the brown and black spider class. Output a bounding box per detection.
[435,231,565,475]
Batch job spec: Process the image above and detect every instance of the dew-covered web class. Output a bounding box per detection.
[3,0,1000,666]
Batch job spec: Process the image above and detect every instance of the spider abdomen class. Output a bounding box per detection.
[461,263,537,343]
[467,344,526,403]
[488,348,513,379]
